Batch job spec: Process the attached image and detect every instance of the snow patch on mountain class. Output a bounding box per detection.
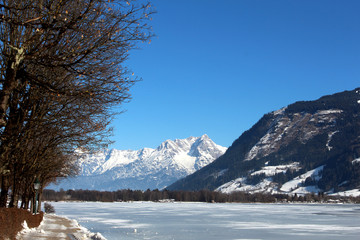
[352,158,360,164]
[216,176,281,194]
[330,189,360,197]
[250,162,301,176]
[326,131,339,151]
[48,135,227,191]
[280,165,324,193]
[216,165,325,195]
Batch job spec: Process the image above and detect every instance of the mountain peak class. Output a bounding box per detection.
[48,135,227,191]
[200,134,209,139]
[157,135,214,152]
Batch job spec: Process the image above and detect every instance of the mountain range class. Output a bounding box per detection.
[47,134,227,191]
[168,88,360,196]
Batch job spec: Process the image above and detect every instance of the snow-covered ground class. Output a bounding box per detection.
[330,189,360,197]
[352,158,360,164]
[251,162,301,176]
[49,201,360,240]
[217,177,279,194]
[17,213,106,240]
[280,165,324,193]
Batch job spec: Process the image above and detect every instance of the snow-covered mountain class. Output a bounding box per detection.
[48,134,227,191]
[168,88,360,196]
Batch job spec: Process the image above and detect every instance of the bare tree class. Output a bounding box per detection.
[0,0,154,208]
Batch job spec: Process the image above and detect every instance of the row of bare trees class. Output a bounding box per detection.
[43,189,360,203]
[0,0,153,210]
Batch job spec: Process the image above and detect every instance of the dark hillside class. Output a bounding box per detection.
[168,88,360,194]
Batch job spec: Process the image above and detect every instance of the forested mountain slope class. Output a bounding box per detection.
[168,88,360,196]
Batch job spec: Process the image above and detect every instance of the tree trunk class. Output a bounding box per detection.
[37,190,42,213]
[24,196,30,210]
[21,189,30,210]
[20,193,25,209]
[0,64,18,127]
[0,176,9,207]
[30,193,34,214]
[8,191,19,208]
[8,165,18,208]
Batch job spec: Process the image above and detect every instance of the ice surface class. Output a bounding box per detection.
[49,201,360,240]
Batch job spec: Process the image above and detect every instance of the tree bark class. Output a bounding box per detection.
[37,190,42,213]
[30,193,35,214]
[0,176,9,207]
[0,63,18,128]
[8,164,18,208]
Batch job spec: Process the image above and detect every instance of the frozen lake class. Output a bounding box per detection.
[49,202,360,240]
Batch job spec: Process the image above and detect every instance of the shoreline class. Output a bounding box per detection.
[44,198,360,205]
[42,188,360,204]
[17,213,106,240]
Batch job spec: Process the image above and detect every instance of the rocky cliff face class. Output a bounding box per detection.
[47,135,227,191]
[168,88,360,196]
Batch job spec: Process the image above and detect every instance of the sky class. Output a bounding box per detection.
[109,0,360,150]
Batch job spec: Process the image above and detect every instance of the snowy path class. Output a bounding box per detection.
[16,214,105,240]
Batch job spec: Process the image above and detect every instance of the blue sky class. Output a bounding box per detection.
[110,0,360,150]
